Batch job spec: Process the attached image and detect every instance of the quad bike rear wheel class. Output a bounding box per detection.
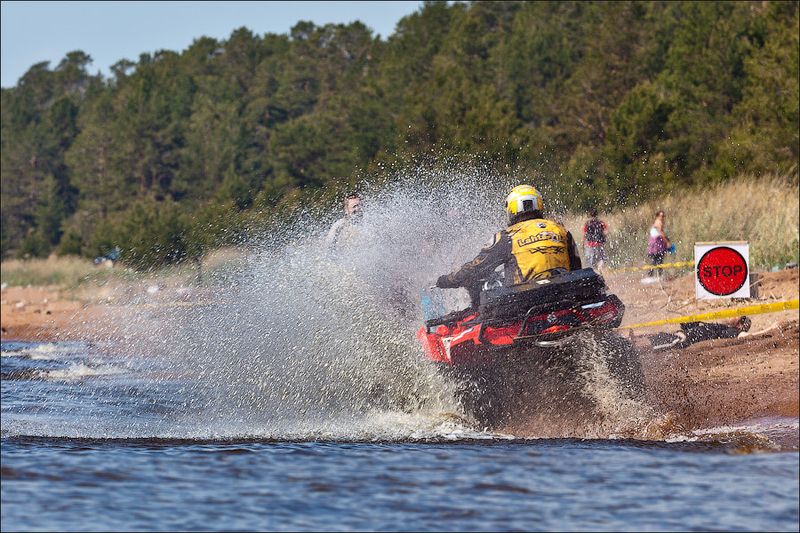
[578,330,646,401]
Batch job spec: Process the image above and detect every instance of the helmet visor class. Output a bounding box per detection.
[512,194,541,214]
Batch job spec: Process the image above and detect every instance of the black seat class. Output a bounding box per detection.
[478,268,607,322]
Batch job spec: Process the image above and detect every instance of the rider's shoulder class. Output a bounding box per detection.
[481,229,510,249]
[543,218,569,232]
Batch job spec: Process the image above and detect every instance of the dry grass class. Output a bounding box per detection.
[0,248,249,290]
[0,255,102,288]
[200,246,248,271]
[563,175,799,270]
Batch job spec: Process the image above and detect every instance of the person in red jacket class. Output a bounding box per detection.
[582,209,608,270]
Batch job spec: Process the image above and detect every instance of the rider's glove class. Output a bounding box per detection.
[436,275,454,288]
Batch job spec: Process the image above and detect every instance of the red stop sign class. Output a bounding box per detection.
[697,246,748,296]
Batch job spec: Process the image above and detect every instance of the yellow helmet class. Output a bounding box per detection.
[505,185,543,220]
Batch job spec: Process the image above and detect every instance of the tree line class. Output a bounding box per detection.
[1,1,797,268]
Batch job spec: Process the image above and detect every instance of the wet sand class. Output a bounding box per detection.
[609,268,799,425]
[639,320,798,438]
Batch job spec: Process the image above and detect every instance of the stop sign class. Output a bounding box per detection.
[696,246,749,296]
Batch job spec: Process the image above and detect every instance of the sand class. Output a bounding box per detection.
[1,286,92,341]
[607,268,799,427]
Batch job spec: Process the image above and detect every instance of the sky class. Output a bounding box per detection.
[0,1,424,88]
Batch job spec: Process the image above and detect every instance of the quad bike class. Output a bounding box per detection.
[416,268,645,427]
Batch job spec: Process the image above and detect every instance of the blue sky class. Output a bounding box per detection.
[1,1,424,87]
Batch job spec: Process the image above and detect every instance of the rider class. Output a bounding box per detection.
[435,185,582,304]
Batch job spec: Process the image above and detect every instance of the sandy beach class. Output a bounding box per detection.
[613,268,800,429]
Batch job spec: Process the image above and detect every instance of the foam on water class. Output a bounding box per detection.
[43,362,128,381]
[0,342,87,360]
[670,417,800,452]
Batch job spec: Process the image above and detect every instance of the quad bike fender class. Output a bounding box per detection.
[417,323,519,366]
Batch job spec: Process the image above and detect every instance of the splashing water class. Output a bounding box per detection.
[8,165,670,441]
[63,165,516,439]
[570,331,657,438]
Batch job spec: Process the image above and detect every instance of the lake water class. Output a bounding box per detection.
[2,340,798,532]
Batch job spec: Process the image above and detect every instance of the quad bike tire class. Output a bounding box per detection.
[589,330,646,401]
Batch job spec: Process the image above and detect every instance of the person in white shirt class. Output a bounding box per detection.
[325,193,363,249]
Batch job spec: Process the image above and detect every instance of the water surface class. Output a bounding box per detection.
[3,436,798,532]
[2,340,798,531]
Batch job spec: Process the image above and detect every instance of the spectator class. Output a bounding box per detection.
[642,210,671,283]
[325,192,363,249]
[93,246,121,268]
[582,209,608,270]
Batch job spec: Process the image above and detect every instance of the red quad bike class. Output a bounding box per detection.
[417,268,644,428]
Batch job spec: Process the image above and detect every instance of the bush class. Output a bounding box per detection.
[88,198,190,271]
[56,230,83,256]
[16,232,50,259]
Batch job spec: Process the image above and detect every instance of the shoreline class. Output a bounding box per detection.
[2,270,798,440]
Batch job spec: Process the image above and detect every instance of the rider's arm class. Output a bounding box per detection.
[437,231,511,288]
[567,231,582,270]
[324,218,347,248]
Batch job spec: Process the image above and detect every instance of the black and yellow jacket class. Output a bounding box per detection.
[437,215,582,289]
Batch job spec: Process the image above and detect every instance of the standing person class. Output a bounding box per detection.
[582,209,608,270]
[324,192,415,319]
[325,192,363,249]
[644,210,671,282]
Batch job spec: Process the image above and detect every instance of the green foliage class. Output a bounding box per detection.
[88,198,190,269]
[713,2,800,179]
[17,232,51,259]
[1,1,798,267]
[56,230,83,256]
